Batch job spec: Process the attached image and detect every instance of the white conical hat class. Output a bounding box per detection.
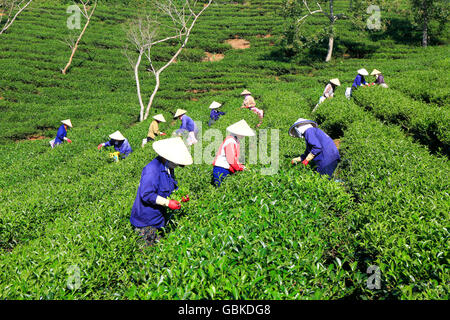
[209,101,222,109]
[61,119,73,128]
[226,119,255,137]
[240,89,252,96]
[357,68,369,76]
[109,131,126,141]
[330,78,341,86]
[371,69,382,76]
[174,109,187,118]
[152,137,193,166]
[288,118,318,138]
[153,114,166,122]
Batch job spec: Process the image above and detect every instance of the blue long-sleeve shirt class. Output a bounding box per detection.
[103,138,133,158]
[54,124,67,145]
[352,74,367,88]
[130,157,178,228]
[301,127,340,171]
[210,109,226,121]
[180,115,198,133]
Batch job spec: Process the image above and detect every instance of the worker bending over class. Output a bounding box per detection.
[290,118,340,179]
[98,131,133,159]
[50,119,73,148]
[142,114,167,147]
[174,109,199,146]
[130,137,193,246]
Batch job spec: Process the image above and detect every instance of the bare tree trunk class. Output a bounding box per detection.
[0,0,33,35]
[325,35,334,62]
[422,1,428,47]
[61,1,97,75]
[144,72,160,121]
[134,49,145,122]
[325,0,335,62]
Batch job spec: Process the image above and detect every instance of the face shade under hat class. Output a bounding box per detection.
[288,118,318,138]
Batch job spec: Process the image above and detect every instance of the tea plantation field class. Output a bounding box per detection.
[0,0,448,299]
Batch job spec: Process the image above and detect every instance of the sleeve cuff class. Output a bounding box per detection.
[155,196,170,207]
[305,153,315,162]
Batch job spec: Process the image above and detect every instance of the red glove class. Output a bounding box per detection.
[160,132,167,136]
[66,139,72,143]
[97,144,103,150]
[168,200,181,210]
[230,163,244,173]
[181,195,190,203]
[302,159,309,166]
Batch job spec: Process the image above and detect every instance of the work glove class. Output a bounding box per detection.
[168,200,181,210]
[229,163,244,173]
[181,195,190,203]
[66,139,72,143]
[291,157,302,165]
[303,153,315,166]
[97,144,103,150]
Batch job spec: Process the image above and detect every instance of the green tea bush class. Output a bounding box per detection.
[338,118,449,299]
[353,87,450,156]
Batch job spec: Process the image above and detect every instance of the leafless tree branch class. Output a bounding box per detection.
[124,0,213,122]
[0,0,33,35]
[61,0,97,74]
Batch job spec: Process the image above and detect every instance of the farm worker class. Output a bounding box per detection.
[351,68,369,90]
[142,114,167,148]
[174,109,199,146]
[240,89,264,128]
[371,69,388,88]
[97,131,133,158]
[290,118,340,179]
[212,119,255,187]
[50,119,73,148]
[352,68,369,88]
[130,137,193,246]
[313,78,341,112]
[208,101,226,127]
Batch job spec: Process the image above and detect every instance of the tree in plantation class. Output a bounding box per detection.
[410,0,448,47]
[282,0,348,62]
[124,0,213,122]
[61,0,97,74]
[0,0,33,35]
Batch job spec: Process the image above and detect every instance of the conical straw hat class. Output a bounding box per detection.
[153,114,166,122]
[209,101,222,109]
[109,131,126,141]
[152,137,193,166]
[288,118,318,138]
[330,78,341,86]
[174,109,187,118]
[226,119,255,137]
[370,69,382,76]
[240,89,252,96]
[357,68,369,76]
[61,119,73,128]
